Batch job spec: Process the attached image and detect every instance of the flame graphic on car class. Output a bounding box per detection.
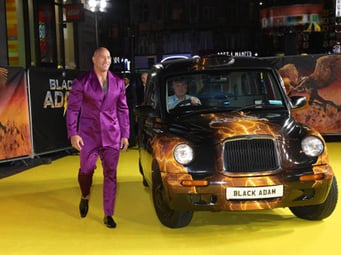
[146,112,332,211]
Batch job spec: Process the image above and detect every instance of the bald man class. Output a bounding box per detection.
[66,47,130,228]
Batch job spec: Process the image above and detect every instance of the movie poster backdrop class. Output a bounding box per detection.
[267,54,341,135]
[3,54,339,162]
[0,67,32,161]
[28,68,84,154]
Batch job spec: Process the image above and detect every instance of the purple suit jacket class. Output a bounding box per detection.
[66,70,130,150]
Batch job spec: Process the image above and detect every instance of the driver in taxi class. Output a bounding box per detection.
[168,78,201,110]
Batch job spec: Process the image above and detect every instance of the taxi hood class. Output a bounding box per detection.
[167,111,300,143]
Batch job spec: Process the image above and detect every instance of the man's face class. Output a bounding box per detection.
[92,48,112,72]
[141,73,147,85]
[123,77,129,86]
[173,81,188,98]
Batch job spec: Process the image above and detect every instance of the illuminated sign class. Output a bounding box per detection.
[112,57,131,72]
[260,4,323,28]
[336,0,341,17]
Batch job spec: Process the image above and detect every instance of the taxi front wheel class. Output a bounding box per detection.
[289,177,338,220]
[152,168,193,228]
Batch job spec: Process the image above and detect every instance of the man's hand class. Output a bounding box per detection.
[120,137,129,151]
[70,135,84,151]
[190,96,201,105]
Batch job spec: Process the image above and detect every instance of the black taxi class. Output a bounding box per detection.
[135,55,338,228]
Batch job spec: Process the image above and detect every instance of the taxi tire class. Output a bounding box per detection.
[289,177,338,220]
[152,167,193,228]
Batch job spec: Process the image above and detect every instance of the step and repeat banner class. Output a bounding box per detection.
[1,55,341,163]
[267,54,341,135]
[28,68,84,154]
[0,67,32,161]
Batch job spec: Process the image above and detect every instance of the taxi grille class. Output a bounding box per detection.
[223,138,278,173]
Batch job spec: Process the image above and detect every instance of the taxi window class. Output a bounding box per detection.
[166,71,285,111]
[145,78,158,109]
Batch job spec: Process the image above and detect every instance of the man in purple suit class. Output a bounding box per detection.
[66,47,130,228]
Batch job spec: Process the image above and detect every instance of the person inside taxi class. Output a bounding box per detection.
[168,78,201,110]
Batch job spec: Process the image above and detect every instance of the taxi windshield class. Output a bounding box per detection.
[166,70,286,113]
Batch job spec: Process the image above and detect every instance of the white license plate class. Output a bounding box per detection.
[226,185,284,200]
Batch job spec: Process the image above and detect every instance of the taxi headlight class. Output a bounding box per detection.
[301,136,324,157]
[174,144,194,165]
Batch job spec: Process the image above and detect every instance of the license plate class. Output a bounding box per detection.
[226,185,284,200]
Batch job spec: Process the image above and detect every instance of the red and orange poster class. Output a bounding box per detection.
[0,67,32,161]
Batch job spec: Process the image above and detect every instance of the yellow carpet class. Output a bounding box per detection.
[0,143,340,255]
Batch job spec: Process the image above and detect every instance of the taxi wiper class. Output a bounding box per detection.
[231,102,267,113]
[170,106,229,117]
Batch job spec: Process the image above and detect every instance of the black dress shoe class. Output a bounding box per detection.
[104,216,116,228]
[79,199,88,218]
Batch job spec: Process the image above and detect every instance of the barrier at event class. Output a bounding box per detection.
[28,67,84,155]
[0,67,83,164]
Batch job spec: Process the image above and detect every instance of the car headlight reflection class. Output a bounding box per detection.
[174,144,194,165]
[301,136,324,157]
